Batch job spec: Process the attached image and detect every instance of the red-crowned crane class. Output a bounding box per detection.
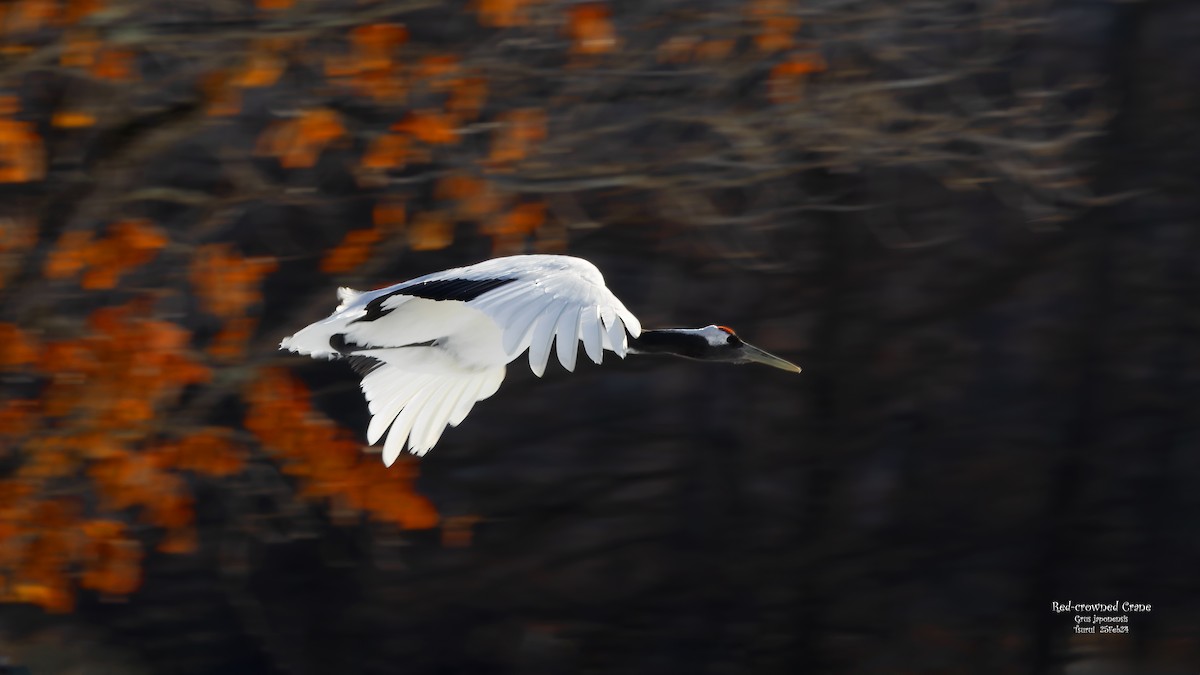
[281,255,801,464]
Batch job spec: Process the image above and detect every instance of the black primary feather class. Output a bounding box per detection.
[347,356,384,376]
[355,277,518,322]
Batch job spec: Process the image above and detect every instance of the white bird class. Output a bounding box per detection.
[281,254,800,464]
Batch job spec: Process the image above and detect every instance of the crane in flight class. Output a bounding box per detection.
[281,255,801,464]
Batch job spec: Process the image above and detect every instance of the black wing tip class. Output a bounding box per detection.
[354,277,518,322]
[347,355,384,376]
[406,277,518,302]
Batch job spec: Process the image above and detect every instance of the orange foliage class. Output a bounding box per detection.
[256,0,293,9]
[0,323,38,369]
[488,108,546,168]
[116,218,169,251]
[2,0,59,34]
[352,23,409,58]
[373,200,407,231]
[0,399,38,439]
[9,583,73,613]
[321,226,383,274]
[60,29,98,67]
[256,109,346,168]
[0,44,35,57]
[486,202,549,256]
[0,118,45,183]
[0,215,35,252]
[79,520,141,595]
[773,54,827,78]
[0,492,89,612]
[326,23,408,102]
[37,304,210,428]
[43,220,168,289]
[768,53,826,103]
[151,430,245,477]
[750,0,802,52]
[361,133,410,170]
[2,301,219,612]
[489,201,545,236]
[408,212,455,251]
[245,369,439,529]
[51,111,96,128]
[84,445,199,550]
[200,69,241,117]
[438,174,504,221]
[202,39,293,116]
[207,316,258,362]
[436,174,484,202]
[392,111,459,145]
[232,46,285,89]
[567,3,617,56]
[0,215,36,288]
[447,76,488,121]
[156,526,197,554]
[43,230,92,280]
[474,0,538,27]
[415,55,459,80]
[64,0,104,23]
[695,39,735,62]
[189,243,278,319]
[84,219,167,289]
[91,444,179,494]
[91,47,135,80]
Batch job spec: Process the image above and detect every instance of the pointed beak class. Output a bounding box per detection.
[740,342,802,374]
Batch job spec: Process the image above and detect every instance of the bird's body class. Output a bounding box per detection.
[281,254,799,464]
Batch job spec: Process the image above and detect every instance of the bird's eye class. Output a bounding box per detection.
[726,334,742,346]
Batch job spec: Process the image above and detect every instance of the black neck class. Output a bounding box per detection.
[628,329,710,360]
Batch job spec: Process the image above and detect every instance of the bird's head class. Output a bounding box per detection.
[696,325,802,373]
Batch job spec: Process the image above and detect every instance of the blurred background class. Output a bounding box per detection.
[1,0,1198,673]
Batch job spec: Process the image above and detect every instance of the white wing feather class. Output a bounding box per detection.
[605,314,629,357]
[554,304,581,373]
[462,256,640,374]
[579,306,603,365]
[501,296,547,355]
[527,298,567,378]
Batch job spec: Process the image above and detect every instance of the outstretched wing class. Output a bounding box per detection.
[344,255,642,377]
[354,347,506,464]
[464,257,641,376]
